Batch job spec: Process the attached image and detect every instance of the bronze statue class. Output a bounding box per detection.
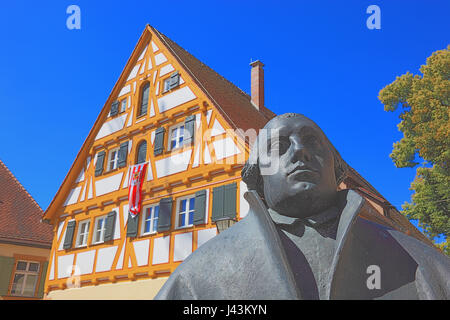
[155,113,450,300]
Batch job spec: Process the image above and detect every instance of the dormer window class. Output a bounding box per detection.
[163,71,180,93]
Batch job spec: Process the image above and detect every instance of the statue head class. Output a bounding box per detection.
[242,113,348,218]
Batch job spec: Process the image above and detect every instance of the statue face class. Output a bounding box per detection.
[258,116,337,218]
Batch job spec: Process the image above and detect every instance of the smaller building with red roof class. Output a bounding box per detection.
[0,159,53,300]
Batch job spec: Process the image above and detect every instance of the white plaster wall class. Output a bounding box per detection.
[95,172,123,197]
[95,246,118,273]
[57,254,75,279]
[155,150,192,178]
[173,232,192,262]
[212,137,241,161]
[76,250,96,275]
[75,169,85,183]
[197,228,217,248]
[133,239,150,267]
[63,186,82,206]
[48,252,55,280]
[152,236,170,265]
[118,85,131,97]
[138,45,147,61]
[151,41,159,52]
[127,64,141,81]
[154,53,167,65]
[116,244,125,270]
[95,113,127,140]
[157,86,196,112]
[210,119,226,137]
[159,64,174,77]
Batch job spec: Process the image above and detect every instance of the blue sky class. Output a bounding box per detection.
[0,1,448,239]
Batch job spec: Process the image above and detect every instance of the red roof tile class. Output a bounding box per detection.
[0,159,53,247]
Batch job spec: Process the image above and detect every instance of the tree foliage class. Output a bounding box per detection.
[378,46,450,253]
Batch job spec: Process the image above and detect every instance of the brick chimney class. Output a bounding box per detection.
[250,60,264,110]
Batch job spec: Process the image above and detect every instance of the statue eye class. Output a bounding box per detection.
[303,134,320,147]
[270,138,290,154]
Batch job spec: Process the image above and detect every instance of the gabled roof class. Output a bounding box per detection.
[43,25,275,221]
[151,26,276,132]
[0,159,53,247]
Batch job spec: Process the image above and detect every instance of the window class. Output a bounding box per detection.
[75,220,90,247]
[177,196,195,228]
[169,124,185,150]
[93,216,107,244]
[163,72,180,93]
[138,82,150,117]
[10,261,40,297]
[108,147,120,171]
[136,141,147,164]
[141,205,160,235]
[120,98,127,113]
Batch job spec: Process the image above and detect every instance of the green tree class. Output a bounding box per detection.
[378,46,450,255]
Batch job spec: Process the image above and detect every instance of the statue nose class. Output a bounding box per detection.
[290,137,312,163]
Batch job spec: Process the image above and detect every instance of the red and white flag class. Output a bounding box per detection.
[128,163,148,217]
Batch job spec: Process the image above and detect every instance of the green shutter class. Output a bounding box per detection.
[95,151,106,176]
[126,212,139,238]
[169,71,180,90]
[184,115,196,146]
[110,100,119,116]
[154,127,165,156]
[36,261,49,298]
[0,256,15,296]
[63,220,76,249]
[137,141,147,164]
[212,183,237,222]
[118,141,129,168]
[211,185,225,222]
[157,197,173,232]
[193,190,207,225]
[104,211,117,242]
[223,183,237,219]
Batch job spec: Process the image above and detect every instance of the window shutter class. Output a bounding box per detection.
[0,256,15,296]
[104,211,117,242]
[126,212,139,238]
[157,197,173,232]
[110,100,119,116]
[95,151,106,176]
[223,183,237,219]
[36,261,49,298]
[137,141,147,164]
[184,115,196,146]
[118,141,129,168]
[154,127,165,156]
[169,71,180,90]
[140,83,150,116]
[212,183,237,222]
[63,220,76,249]
[193,190,207,225]
[211,185,225,222]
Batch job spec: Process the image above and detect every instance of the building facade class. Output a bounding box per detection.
[0,160,53,300]
[42,25,433,299]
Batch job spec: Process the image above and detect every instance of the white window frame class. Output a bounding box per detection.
[93,215,107,244]
[140,204,160,236]
[10,260,40,297]
[107,147,120,171]
[175,195,195,229]
[120,98,127,113]
[169,123,185,151]
[75,219,90,248]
